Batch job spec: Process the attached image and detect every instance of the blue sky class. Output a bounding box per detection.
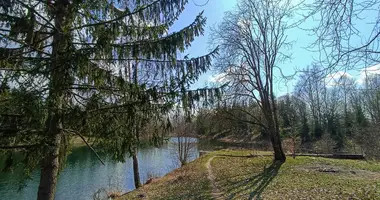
[169,0,237,88]
[171,0,380,96]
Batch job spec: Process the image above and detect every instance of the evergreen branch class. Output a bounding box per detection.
[0,13,51,29]
[0,33,51,56]
[86,101,145,113]
[0,28,51,35]
[0,144,39,149]
[116,12,205,46]
[70,0,162,30]
[0,114,23,117]
[0,128,20,132]
[68,85,121,92]
[88,47,218,63]
[122,24,169,31]
[15,0,56,30]
[75,12,205,48]
[1,45,51,60]
[0,128,43,136]
[0,127,20,136]
[0,13,22,22]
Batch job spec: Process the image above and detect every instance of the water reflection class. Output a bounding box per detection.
[0,137,205,200]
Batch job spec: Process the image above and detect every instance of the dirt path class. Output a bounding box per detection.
[206,156,224,200]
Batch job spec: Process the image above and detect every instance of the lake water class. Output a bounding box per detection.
[0,137,217,200]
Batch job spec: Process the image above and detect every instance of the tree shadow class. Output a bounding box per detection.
[224,161,283,200]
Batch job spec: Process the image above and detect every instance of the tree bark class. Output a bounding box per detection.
[37,1,70,199]
[132,66,142,189]
[132,150,142,189]
[269,127,286,162]
[37,134,62,200]
[265,103,286,162]
[270,93,286,162]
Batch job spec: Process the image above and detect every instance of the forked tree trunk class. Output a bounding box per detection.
[132,150,142,188]
[37,1,70,199]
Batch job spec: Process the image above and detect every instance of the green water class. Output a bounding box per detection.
[0,137,207,200]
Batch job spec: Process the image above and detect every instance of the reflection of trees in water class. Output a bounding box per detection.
[0,139,203,199]
[169,136,198,168]
[169,114,199,167]
[177,137,197,166]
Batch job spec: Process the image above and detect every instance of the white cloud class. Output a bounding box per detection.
[357,63,380,84]
[324,71,353,87]
[324,63,380,86]
[237,19,251,29]
[209,73,227,83]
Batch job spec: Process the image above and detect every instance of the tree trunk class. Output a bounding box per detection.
[270,129,286,162]
[37,1,70,199]
[37,134,62,200]
[265,102,286,162]
[268,82,286,162]
[132,150,142,188]
[132,58,142,189]
[37,70,65,200]
[292,136,296,159]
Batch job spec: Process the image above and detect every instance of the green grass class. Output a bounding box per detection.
[120,154,214,200]
[119,149,380,200]
[70,136,87,147]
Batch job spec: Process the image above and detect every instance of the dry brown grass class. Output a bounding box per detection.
[119,154,214,200]
[118,149,380,200]
[108,191,122,199]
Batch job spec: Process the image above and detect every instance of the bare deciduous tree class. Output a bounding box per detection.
[294,65,327,139]
[305,0,380,69]
[210,0,296,162]
[171,115,197,166]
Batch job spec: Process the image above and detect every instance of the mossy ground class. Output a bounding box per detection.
[120,149,380,200]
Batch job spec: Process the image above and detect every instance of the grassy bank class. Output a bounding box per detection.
[120,154,214,200]
[71,136,87,147]
[120,149,380,200]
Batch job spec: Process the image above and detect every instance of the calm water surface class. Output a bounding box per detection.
[0,137,210,200]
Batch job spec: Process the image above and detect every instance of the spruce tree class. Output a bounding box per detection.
[0,0,219,199]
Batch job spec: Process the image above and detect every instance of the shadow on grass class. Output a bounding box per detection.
[214,154,273,158]
[225,161,283,200]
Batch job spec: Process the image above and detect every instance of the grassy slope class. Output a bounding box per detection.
[71,135,87,147]
[120,149,380,200]
[120,154,214,200]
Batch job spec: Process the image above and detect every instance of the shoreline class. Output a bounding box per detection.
[119,149,380,200]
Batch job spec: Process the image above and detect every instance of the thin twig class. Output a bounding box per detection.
[77,134,105,165]
[65,129,105,166]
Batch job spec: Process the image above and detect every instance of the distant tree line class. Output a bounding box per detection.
[193,64,380,159]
